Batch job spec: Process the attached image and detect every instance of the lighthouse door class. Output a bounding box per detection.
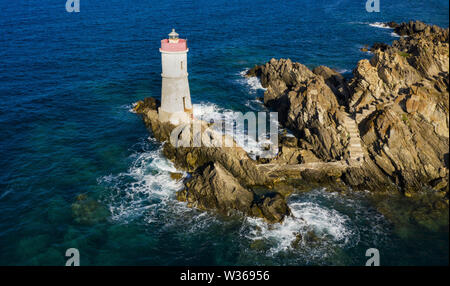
[183,97,192,112]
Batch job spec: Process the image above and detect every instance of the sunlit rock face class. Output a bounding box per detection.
[248,21,449,196]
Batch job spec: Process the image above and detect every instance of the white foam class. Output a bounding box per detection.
[238,69,267,94]
[390,32,401,37]
[335,68,350,74]
[128,102,137,113]
[244,99,264,111]
[99,144,186,223]
[238,188,390,263]
[369,22,392,29]
[242,195,359,257]
[193,102,278,159]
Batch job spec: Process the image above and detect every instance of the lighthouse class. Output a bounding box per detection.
[158,29,193,125]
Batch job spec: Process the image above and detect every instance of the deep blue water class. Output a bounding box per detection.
[0,0,448,265]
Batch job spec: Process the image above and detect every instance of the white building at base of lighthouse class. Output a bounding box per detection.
[158,29,193,125]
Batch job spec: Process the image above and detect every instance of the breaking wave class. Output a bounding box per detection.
[368,22,401,37]
[238,69,267,94]
[99,139,186,223]
[127,102,138,113]
[244,99,265,111]
[98,135,389,265]
[193,102,278,159]
[240,189,389,264]
[369,22,392,29]
[335,68,351,74]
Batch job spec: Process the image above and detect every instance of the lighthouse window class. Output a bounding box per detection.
[181,61,184,70]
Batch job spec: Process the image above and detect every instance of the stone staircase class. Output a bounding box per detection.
[346,94,400,163]
[355,104,376,124]
[355,94,397,124]
[342,113,365,163]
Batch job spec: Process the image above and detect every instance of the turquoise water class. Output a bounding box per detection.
[0,0,448,265]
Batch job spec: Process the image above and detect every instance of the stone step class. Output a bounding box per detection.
[342,113,365,161]
[350,154,364,158]
[350,147,363,151]
[349,149,362,152]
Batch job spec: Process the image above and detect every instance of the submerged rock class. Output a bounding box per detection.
[71,194,108,225]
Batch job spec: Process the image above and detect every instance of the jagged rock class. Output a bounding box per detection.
[179,162,255,215]
[256,193,291,223]
[249,21,449,196]
[347,21,449,193]
[391,20,448,38]
[135,20,449,223]
[247,59,348,162]
[177,162,290,223]
[170,172,183,181]
[313,65,351,105]
[134,97,160,114]
[134,97,292,222]
[370,42,390,52]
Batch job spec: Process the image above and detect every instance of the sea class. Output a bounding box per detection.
[0,0,448,265]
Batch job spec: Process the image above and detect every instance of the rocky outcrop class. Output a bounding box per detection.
[135,21,449,224]
[247,59,350,162]
[134,97,290,223]
[349,21,449,194]
[247,21,449,197]
[177,162,290,223]
[388,20,449,41]
[349,21,449,112]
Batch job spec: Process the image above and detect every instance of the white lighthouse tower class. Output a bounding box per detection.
[158,29,193,125]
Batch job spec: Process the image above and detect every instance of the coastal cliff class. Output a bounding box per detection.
[247,20,449,197]
[135,21,449,223]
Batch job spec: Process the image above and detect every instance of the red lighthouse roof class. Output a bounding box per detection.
[160,38,187,52]
[160,29,188,52]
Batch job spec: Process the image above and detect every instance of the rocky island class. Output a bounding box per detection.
[135,21,449,225]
